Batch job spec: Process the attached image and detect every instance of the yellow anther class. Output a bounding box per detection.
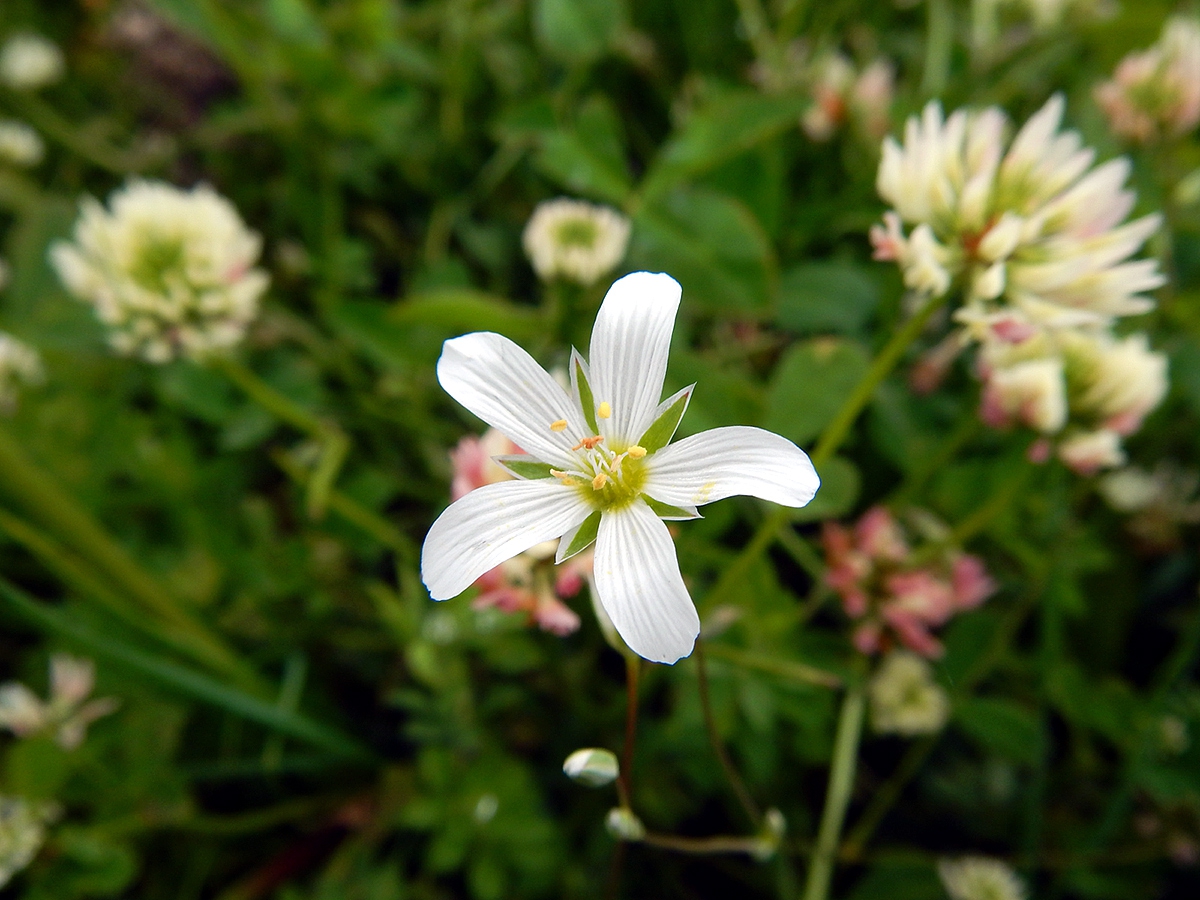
[597,401,612,419]
[591,472,608,491]
[550,419,568,432]
[550,469,576,485]
[573,435,604,451]
[626,445,647,459]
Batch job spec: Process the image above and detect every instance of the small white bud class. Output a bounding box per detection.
[562,748,620,787]
[605,807,646,841]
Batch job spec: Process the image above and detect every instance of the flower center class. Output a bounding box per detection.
[551,436,647,511]
[555,217,598,249]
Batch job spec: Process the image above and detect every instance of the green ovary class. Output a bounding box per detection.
[580,454,647,512]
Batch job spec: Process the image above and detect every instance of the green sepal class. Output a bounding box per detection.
[493,455,556,480]
[572,349,600,434]
[638,385,693,453]
[557,510,601,563]
[643,496,701,521]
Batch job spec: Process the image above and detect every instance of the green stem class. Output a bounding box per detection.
[696,641,762,826]
[803,681,866,900]
[922,0,954,98]
[703,292,949,611]
[5,92,145,174]
[0,425,262,692]
[701,643,842,689]
[618,656,641,809]
[213,356,349,519]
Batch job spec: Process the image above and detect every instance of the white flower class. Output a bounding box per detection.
[1057,428,1124,475]
[869,651,950,736]
[563,748,620,786]
[1095,17,1200,143]
[522,198,631,286]
[0,120,43,167]
[421,272,820,664]
[0,797,54,889]
[938,856,1026,900]
[0,34,64,91]
[50,180,269,363]
[1059,330,1167,436]
[0,654,118,750]
[0,332,42,414]
[876,95,1164,328]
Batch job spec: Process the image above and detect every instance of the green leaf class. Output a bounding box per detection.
[763,338,871,445]
[560,510,600,559]
[536,103,633,206]
[643,496,698,520]
[5,735,70,800]
[494,456,556,480]
[954,696,1043,765]
[573,352,600,433]
[630,188,776,312]
[0,578,375,762]
[532,0,623,64]
[776,262,880,334]
[641,91,808,198]
[788,456,859,523]
[639,386,692,452]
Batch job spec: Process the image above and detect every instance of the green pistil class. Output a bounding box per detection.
[579,454,647,512]
[555,218,598,249]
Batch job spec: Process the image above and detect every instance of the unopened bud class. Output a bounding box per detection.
[563,748,619,787]
[605,807,646,841]
[750,808,787,861]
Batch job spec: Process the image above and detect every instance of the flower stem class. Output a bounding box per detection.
[702,292,949,612]
[921,0,954,98]
[695,641,761,826]
[802,680,866,900]
[618,655,641,809]
[213,356,349,519]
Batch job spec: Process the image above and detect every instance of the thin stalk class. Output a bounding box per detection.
[213,356,349,519]
[921,0,954,98]
[703,292,949,611]
[695,641,762,826]
[618,656,641,809]
[841,737,936,860]
[701,642,841,689]
[5,92,144,174]
[0,425,261,692]
[641,831,769,856]
[802,681,866,900]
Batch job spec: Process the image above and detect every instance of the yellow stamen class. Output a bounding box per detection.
[591,472,608,490]
[573,435,604,451]
[626,445,647,459]
[550,469,576,485]
[597,401,612,419]
[550,419,568,432]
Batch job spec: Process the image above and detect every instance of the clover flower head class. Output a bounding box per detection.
[0,654,119,750]
[50,180,269,363]
[803,53,894,142]
[422,272,820,664]
[522,198,632,286]
[938,856,1026,900]
[869,650,950,736]
[0,33,64,91]
[823,507,995,658]
[0,797,55,889]
[0,120,43,168]
[1095,17,1200,144]
[0,332,43,414]
[874,94,1164,330]
[1099,462,1200,553]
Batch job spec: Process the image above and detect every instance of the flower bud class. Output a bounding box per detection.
[562,748,619,788]
[605,807,646,841]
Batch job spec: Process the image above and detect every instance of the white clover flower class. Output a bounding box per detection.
[869,651,950,736]
[0,120,43,167]
[50,180,269,363]
[803,53,894,142]
[522,198,632,286]
[1060,330,1167,436]
[0,34,64,91]
[0,654,118,750]
[1057,427,1124,475]
[0,797,54,889]
[1095,17,1200,143]
[938,856,1026,900]
[873,95,1165,329]
[0,332,43,414]
[421,272,820,664]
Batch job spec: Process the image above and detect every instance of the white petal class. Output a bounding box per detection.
[593,500,699,664]
[588,272,681,446]
[642,426,820,508]
[421,480,592,600]
[437,332,589,469]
